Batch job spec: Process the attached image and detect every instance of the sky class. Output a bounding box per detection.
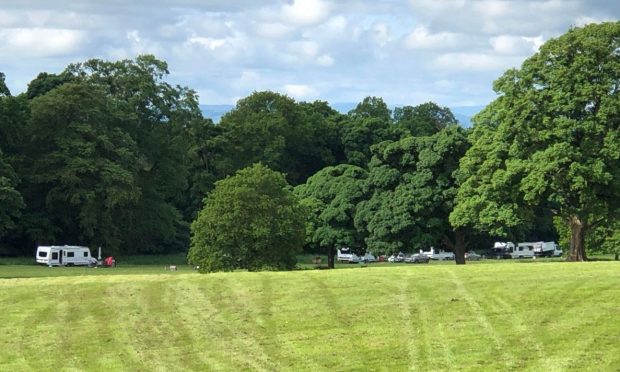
[0,0,618,107]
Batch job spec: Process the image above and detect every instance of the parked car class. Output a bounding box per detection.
[465,251,482,261]
[404,253,430,264]
[360,252,376,262]
[387,252,405,262]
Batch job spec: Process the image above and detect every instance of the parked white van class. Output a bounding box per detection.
[36,245,97,266]
[337,248,360,263]
[511,243,536,259]
[420,247,455,261]
[531,241,562,257]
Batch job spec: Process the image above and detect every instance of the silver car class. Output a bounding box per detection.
[404,253,430,264]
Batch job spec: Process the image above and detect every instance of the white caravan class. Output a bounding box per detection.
[530,241,562,257]
[420,247,455,261]
[337,248,360,263]
[510,243,536,259]
[36,245,97,266]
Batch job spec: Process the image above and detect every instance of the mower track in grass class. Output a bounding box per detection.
[1,262,619,371]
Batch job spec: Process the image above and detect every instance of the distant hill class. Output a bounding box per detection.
[200,103,486,127]
[451,105,486,127]
[200,105,234,123]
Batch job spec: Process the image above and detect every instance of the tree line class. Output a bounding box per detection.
[1,22,619,267]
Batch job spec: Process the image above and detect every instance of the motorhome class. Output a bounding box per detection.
[487,242,515,259]
[420,247,454,261]
[36,245,97,266]
[531,241,562,257]
[337,248,360,263]
[511,243,536,259]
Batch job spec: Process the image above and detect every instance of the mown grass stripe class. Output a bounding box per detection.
[1,262,619,371]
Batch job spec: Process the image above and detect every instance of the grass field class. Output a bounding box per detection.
[1,261,619,371]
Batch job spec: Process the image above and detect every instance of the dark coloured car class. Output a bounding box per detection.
[404,253,430,264]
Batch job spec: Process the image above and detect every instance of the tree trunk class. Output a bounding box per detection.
[567,215,587,262]
[443,230,467,265]
[327,247,335,269]
[615,253,619,261]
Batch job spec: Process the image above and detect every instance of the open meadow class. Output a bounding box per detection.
[1,261,619,371]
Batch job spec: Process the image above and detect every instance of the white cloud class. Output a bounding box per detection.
[575,15,615,27]
[281,0,331,26]
[407,0,583,36]
[1,0,619,107]
[325,15,347,31]
[188,36,227,50]
[232,70,262,91]
[490,35,543,55]
[404,25,459,50]
[0,28,85,58]
[317,54,334,66]
[434,52,523,72]
[127,30,141,43]
[282,83,319,99]
[255,22,293,39]
[372,23,391,46]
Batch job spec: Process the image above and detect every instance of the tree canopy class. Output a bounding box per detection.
[356,125,470,261]
[451,22,620,261]
[294,164,369,268]
[188,163,306,272]
[0,149,24,246]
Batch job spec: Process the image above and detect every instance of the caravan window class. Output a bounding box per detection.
[67,252,75,258]
[38,251,47,258]
[83,252,88,257]
[52,252,58,260]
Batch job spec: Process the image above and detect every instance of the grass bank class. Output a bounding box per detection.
[0,262,619,370]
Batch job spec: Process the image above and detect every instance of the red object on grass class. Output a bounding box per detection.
[103,256,116,267]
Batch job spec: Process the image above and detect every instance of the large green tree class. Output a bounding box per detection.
[394,102,457,137]
[294,164,369,268]
[218,92,341,185]
[188,163,306,272]
[63,55,203,253]
[450,22,620,261]
[22,82,141,251]
[0,74,30,254]
[356,125,470,262]
[340,96,400,167]
[0,149,24,246]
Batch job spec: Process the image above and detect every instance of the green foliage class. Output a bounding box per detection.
[348,96,391,122]
[63,55,203,254]
[451,22,620,260]
[188,163,306,272]
[340,97,401,167]
[294,164,369,255]
[219,92,342,185]
[356,126,470,255]
[0,72,10,97]
[182,117,230,220]
[24,82,141,250]
[25,72,73,99]
[0,149,24,239]
[394,102,457,137]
